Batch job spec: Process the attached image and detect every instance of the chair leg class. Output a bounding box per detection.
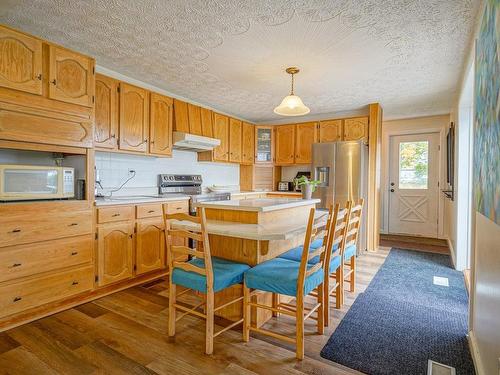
[205,292,214,355]
[243,283,250,342]
[168,281,176,337]
[349,256,356,293]
[296,294,304,360]
[272,293,279,317]
[323,275,330,327]
[335,268,342,309]
[317,284,324,335]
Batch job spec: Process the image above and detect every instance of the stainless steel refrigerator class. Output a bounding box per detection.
[312,141,368,252]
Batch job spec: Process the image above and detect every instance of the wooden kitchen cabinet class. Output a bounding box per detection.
[187,103,203,135]
[95,74,119,149]
[150,92,173,156]
[255,126,274,164]
[0,27,43,96]
[295,122,317,164]
[119,82,149,153]
[48,45,95,107]
[173,99,189,133]
[319,119,342,142]
[275,124,295,165]
[200,107,213,137]
[344,117,368,141]
[136,218,165,275]
[229,118,242,163]
[96,222,134,286]
[241,122,255,164]
[213,113,230,162]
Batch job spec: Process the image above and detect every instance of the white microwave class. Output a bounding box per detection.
[0,165,75,201]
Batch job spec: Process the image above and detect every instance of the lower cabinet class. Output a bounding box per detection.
[136,218,165,275]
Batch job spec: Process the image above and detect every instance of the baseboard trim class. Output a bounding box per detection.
[447,237,457,269]
[468,330,486,375]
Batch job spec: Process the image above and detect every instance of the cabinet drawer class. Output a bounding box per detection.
[136,204,163,219]
[97,206,134,223]
[0,210,92,248]
[0,265,94,318]
[164,200,189,214]
[0,235,92,283]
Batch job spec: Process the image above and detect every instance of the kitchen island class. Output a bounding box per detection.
[171,198,324,326]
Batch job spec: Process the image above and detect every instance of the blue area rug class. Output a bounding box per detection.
[320,249,475,375]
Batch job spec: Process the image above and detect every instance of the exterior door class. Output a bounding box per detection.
[388,133,439,237]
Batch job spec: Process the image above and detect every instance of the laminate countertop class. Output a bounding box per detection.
[94,194,189,206]
[193,198,320,212]
[170,210,327,241]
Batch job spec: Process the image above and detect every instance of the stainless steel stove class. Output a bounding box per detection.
[158,174,231,214]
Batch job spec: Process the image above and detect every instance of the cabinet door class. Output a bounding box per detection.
[275,125,295,165]
[213,113,229,162]
[344,117,368,141]
[97,223,134,286]
[229,118,242,163]
[95,74,118,149]
[319,119,342,143]
[187,103,202,135]
[200,107,213,137]
[48,46,94,107]
[136,218,165,275]
[150,92,173,156]
[119,83,149,152]
[0,26,43,95]
[173,99,189,133]
[295,122,317,164]
[255,126,273,164]
[241,122,254,164]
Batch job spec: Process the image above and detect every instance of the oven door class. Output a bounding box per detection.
[0,166,63,201]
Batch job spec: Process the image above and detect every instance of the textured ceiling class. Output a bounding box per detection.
[0,0,479,122]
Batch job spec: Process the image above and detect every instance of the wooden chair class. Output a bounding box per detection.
[243,208,326,360]
[163,206,250,355]
[321,201,351,326]
[342,199,364,295]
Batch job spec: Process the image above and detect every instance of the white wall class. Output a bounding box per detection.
[96,150,239,196]
[380,115,450,239]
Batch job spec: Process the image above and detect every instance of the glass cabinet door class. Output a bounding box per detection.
[255,127,273,163]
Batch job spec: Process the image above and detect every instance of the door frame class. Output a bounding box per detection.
[381,121,447,239]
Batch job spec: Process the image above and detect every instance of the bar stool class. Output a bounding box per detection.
[242,208,326,360]
[342,199,364,295]
[163,206,250,355]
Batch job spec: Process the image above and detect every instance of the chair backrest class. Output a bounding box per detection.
[323,201,352,268]
[163,205,214,292]
[342,198,364,252]
[297,207,327,297]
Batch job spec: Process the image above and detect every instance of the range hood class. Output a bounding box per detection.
[172,132,220,152]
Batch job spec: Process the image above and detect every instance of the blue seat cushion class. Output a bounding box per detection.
[244,257,324,297]
[172,256,250,293]
[279,240,338,265]
[344,244,356,260]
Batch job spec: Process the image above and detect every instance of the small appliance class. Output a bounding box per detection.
[0,164,74,201]
[277,181,292,192]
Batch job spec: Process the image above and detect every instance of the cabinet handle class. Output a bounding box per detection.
[11,263,22,268]
[68,223,78,227]
[111,134,116,139]
[36,73,42,80]
[129,234,133,238]
[72,281,79,285]
[13,297,22,302]
[51,79,57,85]
[112,213,121,217]
[71,251,78,256]
[148,210,155,213]
[11,229,21,233]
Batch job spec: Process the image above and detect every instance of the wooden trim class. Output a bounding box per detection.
[367,103,382,251]
[0,139,87,154]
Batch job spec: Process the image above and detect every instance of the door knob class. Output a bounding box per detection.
[390,189,395,192]
[390,182,395,186]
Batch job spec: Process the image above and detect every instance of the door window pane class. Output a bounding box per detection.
[399,141,428,189]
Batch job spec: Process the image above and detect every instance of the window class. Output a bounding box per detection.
[399,141,429,189]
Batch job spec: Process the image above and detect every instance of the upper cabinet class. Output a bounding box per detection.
[319,119,342,143]
[149,93,173,156]
[344,117,368,141]
[295,122,317,164]
[119,83,149,153]
[212,113,230,162]
[48,46,94,107]
[173,99,189,133]
[187,103,202,136]
[241,122,255,165]
[229,118,242,163]
[255,126,273,164]
[275,125,295,165]
[0,27,43,95]
[95,74,119,149]
[200,107,213,137]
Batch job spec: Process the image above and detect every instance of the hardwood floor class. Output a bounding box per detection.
[0,248,390,375]
[380,234,449,254]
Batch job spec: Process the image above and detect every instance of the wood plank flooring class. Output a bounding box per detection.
[0,248,391,375]
[380,234,449,254]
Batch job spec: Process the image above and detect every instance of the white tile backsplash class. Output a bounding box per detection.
[96,150,239,196]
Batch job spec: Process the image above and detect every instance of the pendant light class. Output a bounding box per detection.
[273,67,310,116]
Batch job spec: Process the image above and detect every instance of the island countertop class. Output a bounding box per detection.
[193,197,320,212]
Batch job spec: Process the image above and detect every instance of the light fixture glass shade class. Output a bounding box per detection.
[273,94,310,116]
